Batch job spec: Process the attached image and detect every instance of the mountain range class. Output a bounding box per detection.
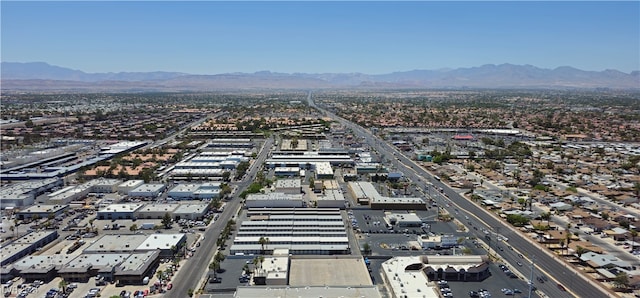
[1,62,638,91]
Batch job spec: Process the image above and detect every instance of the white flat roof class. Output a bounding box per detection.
[174,203,209,214]
[99,203,144,213]
[137,203,179,213]
[137,234,185,251]
[19,204,67,213]
[119,180,144,187]
[275,179,301,189]
[246,193,303,201]
[84,235,148,252]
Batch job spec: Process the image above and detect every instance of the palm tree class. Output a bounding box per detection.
[156,270,164,281]
[258,255,265,271]
[258,237,269,254]
[540,212,552,228]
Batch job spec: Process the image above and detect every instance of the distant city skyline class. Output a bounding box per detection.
[2,1,639,74]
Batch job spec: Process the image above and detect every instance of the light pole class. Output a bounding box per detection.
[528,256,536,298]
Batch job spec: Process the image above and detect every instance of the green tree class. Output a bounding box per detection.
[362,242,372,255]
[187,288,194,297]
[506,214,530,227]
[258,236,270,254]
[540,212,552,227]
[258,255,265,270]
[214,251,225,263]
[58,279,68,294]
[613,272,630,289]
[575,245,587,258]
[209,260,220,272]
[222,171,231,182]
[156,269,164,280]
[161,212,172,229]
[129,224,138,232]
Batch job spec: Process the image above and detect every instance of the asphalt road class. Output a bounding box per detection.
[309,92,610,298]
[171,136,274,297]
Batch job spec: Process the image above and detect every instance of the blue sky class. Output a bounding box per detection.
[2,1,639,74]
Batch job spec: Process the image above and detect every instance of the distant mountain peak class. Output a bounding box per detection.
[1,61,638,90]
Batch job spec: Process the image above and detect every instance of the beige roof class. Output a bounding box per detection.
[288,257,372,287]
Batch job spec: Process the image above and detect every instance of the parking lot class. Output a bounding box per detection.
[204,257,256,293]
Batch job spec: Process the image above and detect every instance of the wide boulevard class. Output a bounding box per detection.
[308,91,611,298]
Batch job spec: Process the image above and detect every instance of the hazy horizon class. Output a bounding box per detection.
[2,1,639,74]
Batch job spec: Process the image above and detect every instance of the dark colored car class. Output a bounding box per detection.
[557,283,567,291]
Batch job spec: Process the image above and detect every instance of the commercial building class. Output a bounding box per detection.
[234,286,382,298]
[245,193,304,208]
[417,234,459,249]
[252,250,290,286]
[170,168,225,180]
[83,234,186,257]
[314,162,334,179]
[355,162,386,174]
[58,253,130,282]
[0,231,59,266]
[191,183,222,199]
[173,203,210,221]
[385,213,423,227]
[135,204,179,219]
[16,204,68,220]
[274,167,300,177]
[0,178,62,208]
[315,189,346,209]
[49,178,122,204]
[47,184,90,205]
[274,179,301,194]
[114,251,161,285]
[21,250,162,285]
[83,235,148,254]
[348,181,426,210]
[288,256,372,287]
[97,203,145,220]
[117,180,144,195]
[128,183,166,198]
[167,182,221,199]
[265,152,353,168]
[231,208,349,255]
[381,255,490,298]
[85,178,123,193]
[136,234,186,257]
[11,255,70,282]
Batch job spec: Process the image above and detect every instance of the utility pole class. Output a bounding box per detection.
[528,256,536,298]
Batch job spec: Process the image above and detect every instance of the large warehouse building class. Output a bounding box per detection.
[230,208,349,255]
[245,193,304,208]
[348,181,426,210]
